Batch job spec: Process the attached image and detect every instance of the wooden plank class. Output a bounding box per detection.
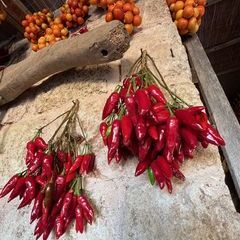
[206,37,240,54]
[184,34,240,198]
[206,0,224,6]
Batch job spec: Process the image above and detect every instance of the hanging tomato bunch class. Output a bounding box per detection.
[100,50,225,193]
[0,100,96,240]
[22,9,54,45]
[60,0,89,29]
[166,0,206,36]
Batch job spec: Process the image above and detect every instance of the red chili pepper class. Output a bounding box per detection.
[0,174,19,198]
[164,116,179,162]
[156,156,173,180]
[8,177,26,202]
[195,111,208,130]
[55,176,66,201]
[102,92,120,120]
[115,148,122,163]
[100,122,108,146]
[150,103,170,123]
[30,192,44,224]
[173,167,185,181]
[201,141,208,148]
[125,96,138,125]
[175,107,206,132]
[183,144,194,158]
[135,116,147,141]
[78,195,94,225]
[69,155,84,173]
[152,126,165,156]
[135,158,152,176]
[148,125,158,141]
[165,178,173,193]
[204,124,225,146]
[75,204,84,233]
[35,175,46,187]
[135,89,151,116]
[60,191,73,218]
[51,194,65,218]
[25,150,35,166]
[42,182,54,227]
[139,137,152,161]
[180,128,198,150]
[34,217,44,237]
[42,155,53,178]
[55,216,65,239]
[27,141,37,153]
[66,172,76,183]
[57,150,66,162]
[63,195,77,232]
[108,119,121,164]
[150,161,165,189]
[34,137,48,150]
[147,84,167,104]
[42,218,55,240]
[80,154,95,174]
[175,149,184,164]
[28,150,44,175]
[121,115,133,146]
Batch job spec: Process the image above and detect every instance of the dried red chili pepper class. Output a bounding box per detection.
[55,176,66,201]
[66,172,76,184]
[28,150,44,175]
[50,194,64,218]
[148,125,158,141]
[147,84,167,104]
[150,161,165,189]
[165,178,173,193]
[57,150,66,162]
[25,150,35,166]
[139,137,152,161]
[121,115,133,146]
[156,156,173,180]
[55,216,65,239]
[42,218,55,240]
[0,174,19,198]
[80,154,95,174]
[175,107,206,132]
[125,96,138,124]
[69,155,84,173]
[34,217,44,237]
[75,204,84,233]
[201,141,208,148]
[27,141,37,153]
[100,122,108,146]
[135,158,152,176]
[180,127,198,150]
[205,124,225,146]
[78,195,94,225]
[41,155,53,178]
[34,137,48,150]
[135,89,151,115]
[35,175,46,187]
[135,116,147,141]
[164,116,179,162]
[64,195,77,232]
[102,92,120,120]
[64,153,72,174]
[8,177,26,202]
[108,119,121,164]
[30,192,44,224]
[182,144,194,158]
[60,191,73,218]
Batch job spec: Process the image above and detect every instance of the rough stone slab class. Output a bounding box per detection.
[0,0,240,239]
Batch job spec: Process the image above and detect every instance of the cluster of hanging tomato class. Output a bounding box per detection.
[100,50,225,192]
[0,100,96,240]
[166,0,206,36]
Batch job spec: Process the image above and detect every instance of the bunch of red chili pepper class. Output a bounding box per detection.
[100,50,225,193]
[0,100,95,240]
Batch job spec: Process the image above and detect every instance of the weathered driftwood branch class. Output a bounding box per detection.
[0,20,130,106]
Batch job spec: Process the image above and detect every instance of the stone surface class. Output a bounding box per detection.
[0,1,240,240]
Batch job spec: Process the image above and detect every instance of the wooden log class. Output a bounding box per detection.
[184,34,240,198]
[0,20,130,106]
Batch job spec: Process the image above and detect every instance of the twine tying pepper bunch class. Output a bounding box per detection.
[0,100,96,240]
[100,50,225,192]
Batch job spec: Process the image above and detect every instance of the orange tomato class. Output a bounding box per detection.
[174,1,184,12]
[125,23,134,34]
[177,17,188,30]
[105,12,113,22]
[113,8,124,21]
[124,11,134,24]
[183,5,194,18]
[133,15,142,27]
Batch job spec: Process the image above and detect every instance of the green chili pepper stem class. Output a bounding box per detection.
[49,100,79,143]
